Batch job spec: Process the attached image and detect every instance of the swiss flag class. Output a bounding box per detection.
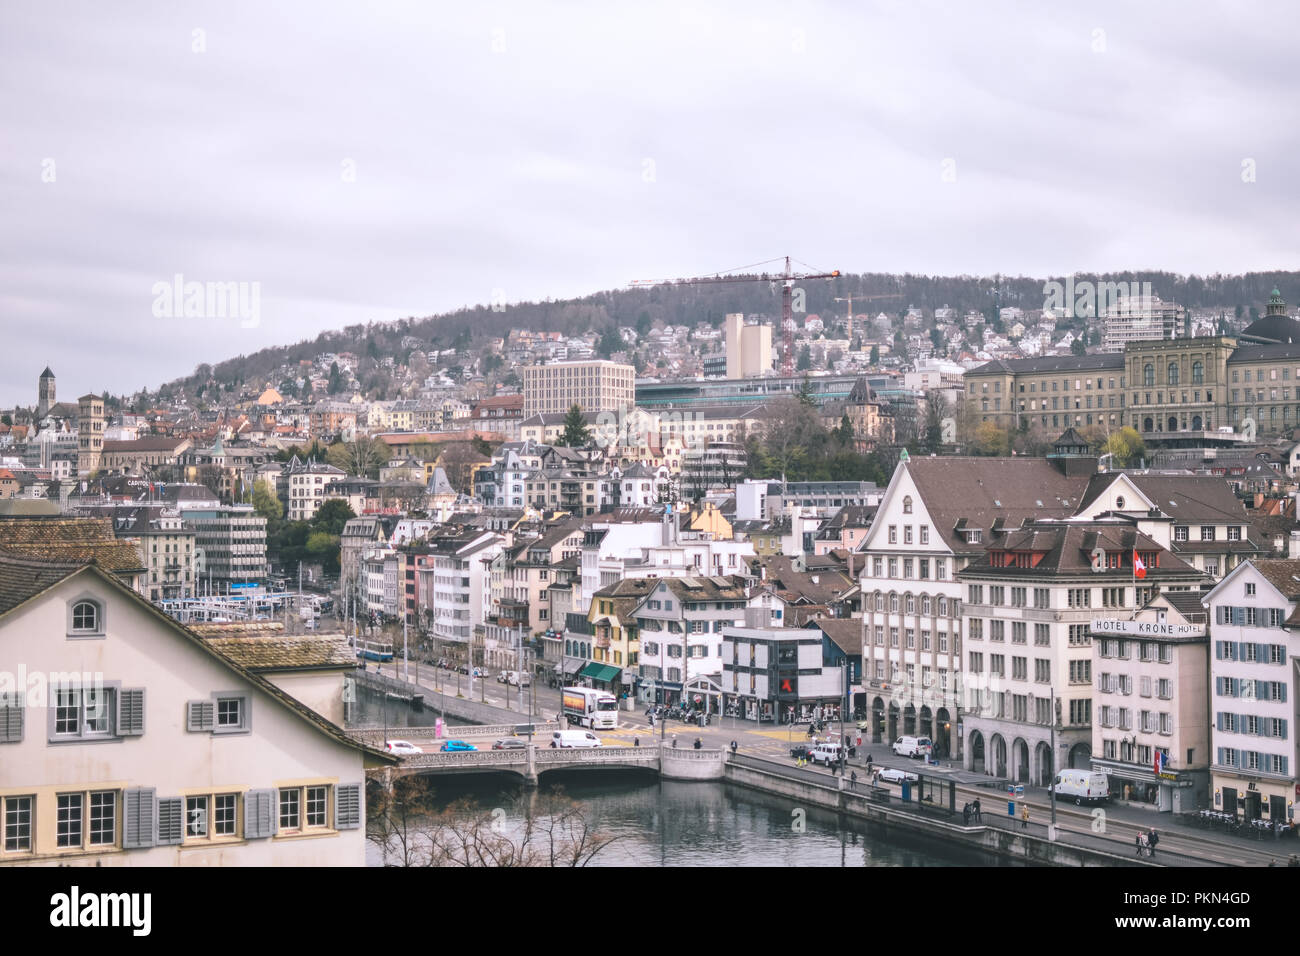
[1133,550,1147,580]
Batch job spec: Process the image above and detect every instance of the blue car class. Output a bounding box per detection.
[440,740,477,752]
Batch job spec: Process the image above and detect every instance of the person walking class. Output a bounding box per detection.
[1147,828,1159,857]
[973,798,981,822]
[730,740,738,755]
[671,735,677,748]
[693,737,702,750]
[850,770,858,789]
[633,737,640,748]
[963,803,971,826]
[1021,804,1029,830]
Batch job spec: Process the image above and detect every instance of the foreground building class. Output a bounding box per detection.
[0,554,390,865]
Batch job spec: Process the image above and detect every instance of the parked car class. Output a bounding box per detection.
[472,667,489,678]
[384,740,423,755]
[877,767,919,785]
[439,740,477,752]
[492,737,529,750]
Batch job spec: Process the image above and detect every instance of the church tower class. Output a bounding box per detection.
[77,393,104,476]
[38,367,55,419]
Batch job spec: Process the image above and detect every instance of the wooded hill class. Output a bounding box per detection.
[163,269,1300,396]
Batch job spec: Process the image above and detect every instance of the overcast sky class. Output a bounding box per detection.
[2,1,1297,407]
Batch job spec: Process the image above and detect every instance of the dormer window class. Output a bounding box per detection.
[67,597,105,638]
[902,496,913,514]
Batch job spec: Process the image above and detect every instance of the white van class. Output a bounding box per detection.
[892,735,932,759]
[550,730,602,749]
[1051,769,1110,805]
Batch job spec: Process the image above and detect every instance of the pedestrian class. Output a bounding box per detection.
[963,803,971,826]
[672,735,677,748]
[1288,854,1299,867]
[1147,828,1158,857]
[851,770,857,788]
[1135,832,1147,856]
[633,737,639,748]
[730,740,738,755]
[973,798,981,822]
[694,737,702,750]
[866,753,873,768]
[1021,805,1029,830]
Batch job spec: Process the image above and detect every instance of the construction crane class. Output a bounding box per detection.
[630,256,840,375]
[835,292,904,344]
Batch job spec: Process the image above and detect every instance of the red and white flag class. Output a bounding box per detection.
[1133,550,1147,579]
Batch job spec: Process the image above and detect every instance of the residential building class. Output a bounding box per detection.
[0,555,390,865]
[721,626,849,723]
[284,459,346,522]
[1204,559,1300,826]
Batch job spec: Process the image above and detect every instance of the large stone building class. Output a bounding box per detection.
[966,290,1300,441]
[724,313,773,378]
[523,360,635,417]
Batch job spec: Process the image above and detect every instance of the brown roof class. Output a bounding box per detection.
[1251,559,1300,601]
[904,457,1091,555]
[199,631,357,671]
[101,437,189,453]
[0,517,145,573]
[1078,472,1254,523]
[815,618,863,656]
[964,521,1204,579]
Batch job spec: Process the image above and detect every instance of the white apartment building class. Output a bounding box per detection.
[419,532,504,646]
[286,461,346,522]
[0,556,389,865]
[858,453,1095,760]
[362,549,399,618]
[1204,560,1300,825]
[959,521,1206,785]
[1089,592,1211,813]
[523,360,635,416]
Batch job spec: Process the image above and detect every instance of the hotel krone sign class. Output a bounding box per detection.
[1090,618,1205,638]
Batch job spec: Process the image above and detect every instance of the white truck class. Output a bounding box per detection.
[562,686,619,729]
[1051,769,1110,805]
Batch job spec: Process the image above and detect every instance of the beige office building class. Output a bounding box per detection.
[524,360,635,416]
[725,313,773,378]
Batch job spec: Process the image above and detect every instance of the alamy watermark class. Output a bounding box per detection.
[1043,278,1155,320]
[0,668,105,708]
[152,273,260,328]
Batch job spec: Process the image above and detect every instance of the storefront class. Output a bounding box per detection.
[1211,773,1295,825]
[1092,758,1207,814]
[576,662,623,696]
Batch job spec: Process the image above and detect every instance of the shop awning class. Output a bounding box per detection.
[579,662,621,683]
[560,659,584,676]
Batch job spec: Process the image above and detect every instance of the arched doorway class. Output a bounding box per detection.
[1068,742,1092,770]
[903,703,916,735]
[871,696,885,743]
[919,705,933,742]
[1036,741,1053,786]
[887,702,900,742]
[1143,417,1153,432]
[1168,416,1178,432]
[991,734,1008,778]
[935,707,952,759]
[1192,414,1202,430]
[1013,738,1030,783]
[969,730,986,774]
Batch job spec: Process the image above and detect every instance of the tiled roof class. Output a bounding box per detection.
[0,517,145,573]
[1252,559,1300,601]
[198,629,357,671]
[815,618,864,656]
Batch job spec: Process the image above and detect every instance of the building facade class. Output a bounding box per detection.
[523,360,636,417]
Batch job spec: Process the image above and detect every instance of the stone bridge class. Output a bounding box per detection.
[371,744,726,787]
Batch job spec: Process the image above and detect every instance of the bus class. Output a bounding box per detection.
[562,687,619,730]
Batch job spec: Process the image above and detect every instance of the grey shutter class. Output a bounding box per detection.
[0,696,22,742]
[117,689,145,736]
[244,789,277,839]
[335,783,361,829]
[157,797,184,844]
[187,700,214,732]
[123,788,156,849]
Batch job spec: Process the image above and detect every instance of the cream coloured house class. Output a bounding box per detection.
[0,555,392,866]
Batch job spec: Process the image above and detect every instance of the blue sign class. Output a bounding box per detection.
[230,582,257,590]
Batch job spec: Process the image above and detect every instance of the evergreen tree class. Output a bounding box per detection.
[327,361,344,394]
[559,405,591,447]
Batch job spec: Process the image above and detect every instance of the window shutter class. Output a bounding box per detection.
[1279,719,1288,739]
[244,789,277,839]
[335,783,361,829]
[187,700,214,732]
[123,787,156,849]
[1256,679,1268,701]
[0,696,22,742]
[1216,712,1223,732]
[1280,683,1288,703]
[157,797,184,845]
[1257,643,1269,662]
[117,689,145,736]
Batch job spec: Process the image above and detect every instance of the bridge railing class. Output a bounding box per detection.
[400,750,529,770]
[534,747,659,765]
[351,722,558,745]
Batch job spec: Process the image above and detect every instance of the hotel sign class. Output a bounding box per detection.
[1090,619,1205,638]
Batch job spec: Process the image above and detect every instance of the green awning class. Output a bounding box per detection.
[578,662,621,683]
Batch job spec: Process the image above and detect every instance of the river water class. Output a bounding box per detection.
[364,771,1015,867]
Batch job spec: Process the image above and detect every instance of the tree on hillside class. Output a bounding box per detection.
[869,345,880,365]
[559,405,591,447]
[972,421,1011,457]
[251,483,283,539]
[923,392,950,451]
[597,327,623,359]
[312,498,356,537]
[796,345,812,372]
[1103,427,1147,468]
[327,362,344,394]
[327,436,391,479]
